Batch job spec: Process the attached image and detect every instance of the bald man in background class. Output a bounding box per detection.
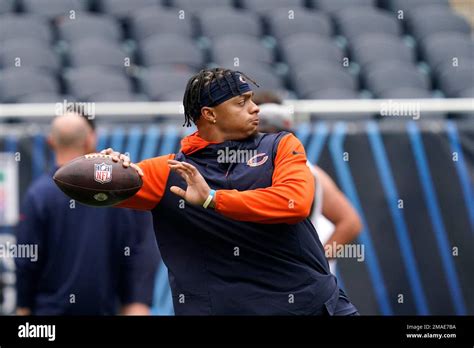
[15,112,159,315]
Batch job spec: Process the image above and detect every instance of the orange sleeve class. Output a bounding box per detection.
[116,154,175,211]
[214,133,315,224]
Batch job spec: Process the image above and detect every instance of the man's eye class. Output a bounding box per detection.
[239,100,245,106]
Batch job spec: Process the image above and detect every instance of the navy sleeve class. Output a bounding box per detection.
[118,211,159,307]
[15,187,46,309]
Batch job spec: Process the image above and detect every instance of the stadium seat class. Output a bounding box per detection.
[281,34,344,68]
[218,62,285,91]
[140,34,204,69]
[292,64,357,98]
[407,6,471,41]
[382,0,449,12]
[171,0,234,12]
[307,88,359,99]
[0,0,14,14]
[265,8,332,41]
[22,0,87,19]
[212,35,273,67]
[0,14,52,43]
[130,7,193,41]
[378,87,433,99]
[240,0,305,13]
[0,68,59,103]
[310,0,375,14]
[17,93,72,103]
[0,39,61,73]
[98,0,161,19]
[335,7,402,42]
[421,32,474,72]
[351,33,415,69]
[198,8,262,40]
[138,67,194,101]
[68,38,130,70]
[57,13,122,43]
[88,91,147,102]
[437,61,474,97]
[64,67,133,101]
[377,87,446,120]
[364,62,430,97]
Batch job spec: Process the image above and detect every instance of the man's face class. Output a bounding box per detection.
[210,91,260,140]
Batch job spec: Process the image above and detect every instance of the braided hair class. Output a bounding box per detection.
[182,68,258,127]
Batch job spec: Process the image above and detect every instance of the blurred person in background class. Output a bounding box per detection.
[15,111,159,315]
[254,92,362,275]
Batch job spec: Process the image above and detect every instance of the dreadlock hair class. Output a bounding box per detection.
[182,68,258,127]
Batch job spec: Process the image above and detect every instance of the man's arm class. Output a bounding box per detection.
[117,210,159,315]
[314,166,363,258]
[114,154,175,211]
[168,133,315,224]
[15,190,45,315]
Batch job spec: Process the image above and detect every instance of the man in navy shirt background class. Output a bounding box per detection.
[15,112,159,315]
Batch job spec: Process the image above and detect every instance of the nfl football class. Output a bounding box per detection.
[53,153,142,207]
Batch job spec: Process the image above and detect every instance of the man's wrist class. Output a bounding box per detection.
[203,189,216,209]
[209,193,216,209]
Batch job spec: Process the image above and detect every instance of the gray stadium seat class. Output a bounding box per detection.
[0,68,59,103]
[383,0,449,12]
[310,0,375,14]
[130,7,193,41]
[139,67,194,101]
[266,8,332,41]
[364,62,431,97]
[212,35,273,67]
[0,14,52,43]
[421,33,474,72]
[58,13,122,43]
[351,33,415,69]
[0,39,60,73]
[378,88,446,120]
[0,0,14,14]
[378,87,433,99]
[98,0,160,19]
[171,0,234,12]
[22,0,87,19]
[219,62,285,91]
[88,91,146,102]
[155,90,184,102]
[437,61,474,97]
[335,7,402,42]
[17,93,72,103]
[307,88,359,99]
[281,33,344,68]
[199,8,262,40]
[65,67,133,101]
[407,6,471,41]
[241,0,305,13]
[292,64,357,98]
[141,34,204,69]
[69,38,131,70]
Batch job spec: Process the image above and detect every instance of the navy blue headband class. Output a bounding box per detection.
[199,72,252,108]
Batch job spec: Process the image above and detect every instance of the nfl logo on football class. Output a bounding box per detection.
[94,163,112,184]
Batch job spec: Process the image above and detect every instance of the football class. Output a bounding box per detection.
[53,153,142,207]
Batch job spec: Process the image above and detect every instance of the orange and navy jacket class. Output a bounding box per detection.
[118,131,352,315]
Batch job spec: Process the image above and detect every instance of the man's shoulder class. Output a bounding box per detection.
[26,173,57,197]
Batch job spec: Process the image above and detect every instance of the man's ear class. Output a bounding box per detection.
[201,107,216,123]
[46,134,54,150]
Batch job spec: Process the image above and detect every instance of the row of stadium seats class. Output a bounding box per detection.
[1,4,469,42]
[0,0,472,109]
[0,0,453,18]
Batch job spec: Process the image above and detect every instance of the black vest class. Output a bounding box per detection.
[152,132,340,315]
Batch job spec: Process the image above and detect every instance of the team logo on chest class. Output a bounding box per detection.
[94,162,112,184]
[247,153,268,167]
